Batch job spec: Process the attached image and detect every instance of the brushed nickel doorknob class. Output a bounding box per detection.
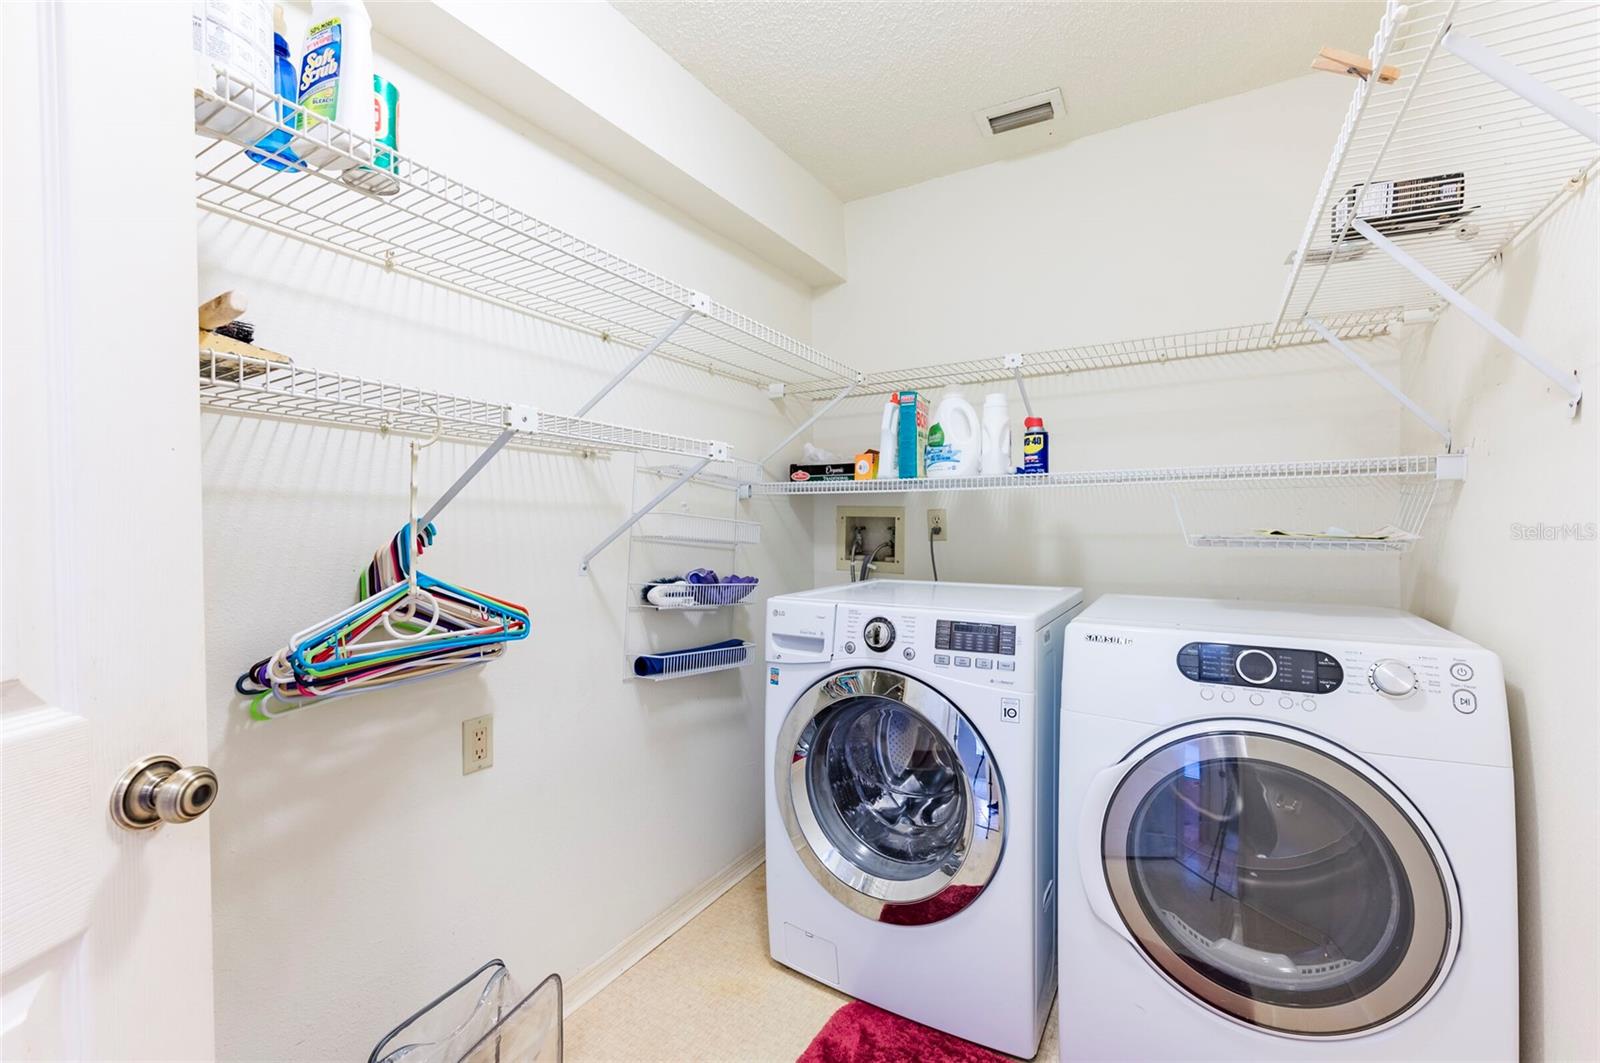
[110,755,219,831]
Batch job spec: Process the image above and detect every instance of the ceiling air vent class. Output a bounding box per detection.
[975,89,1066,140]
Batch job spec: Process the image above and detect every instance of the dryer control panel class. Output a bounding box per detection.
[1177,642,1344,694]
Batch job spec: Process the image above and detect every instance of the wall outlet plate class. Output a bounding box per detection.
[928,509,948,541]
[462,714,493,774]
[837,506,905,574]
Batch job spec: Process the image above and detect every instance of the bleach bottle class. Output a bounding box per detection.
[980,393,1012,476]
[926,392,980,478]
[289,0,374,171]
[876,397,899,479]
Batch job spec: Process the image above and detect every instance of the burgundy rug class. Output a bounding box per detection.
[797,1001,1009,1063]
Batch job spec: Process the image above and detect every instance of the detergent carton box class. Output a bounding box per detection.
[895,390,929,479]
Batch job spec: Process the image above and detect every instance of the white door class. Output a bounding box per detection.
[2,2,215,1058]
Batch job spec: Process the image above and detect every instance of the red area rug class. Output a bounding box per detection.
[797,1001,1009,1063]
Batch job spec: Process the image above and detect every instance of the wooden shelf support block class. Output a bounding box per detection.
[1312,46,1400,84]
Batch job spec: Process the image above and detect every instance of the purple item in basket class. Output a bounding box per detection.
[683,569,758,606]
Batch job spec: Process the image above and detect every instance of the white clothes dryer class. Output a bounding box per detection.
[1059,595,1516,1061]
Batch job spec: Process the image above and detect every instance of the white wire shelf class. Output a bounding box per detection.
[198,350,728,459]
[627,582,761,611]
[628,641,754,681]
[1276,0,1600,331]
[784,313,1400,400]
[1185,534,1419,552]
[632,512,763,546]
[746,455,1454,496]
[193,74,857,392]
[1171,463,1444,553]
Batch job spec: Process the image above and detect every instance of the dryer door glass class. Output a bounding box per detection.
[775,668,1005,925]
[1101,731,1456,1037]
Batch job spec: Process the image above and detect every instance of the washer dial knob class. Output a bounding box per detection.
[1234,648,1278,685]
[862,617,897,653]
[1369,659,1418,698]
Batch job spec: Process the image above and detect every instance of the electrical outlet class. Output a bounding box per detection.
[462,714,493,774]
[928,509,948,541]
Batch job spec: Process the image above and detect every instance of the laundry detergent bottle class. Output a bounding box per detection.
[926,392,981,478]
[289,0,374,171]
[192,0,277,143]
[877,397,899,479]
[980,392,1012,476]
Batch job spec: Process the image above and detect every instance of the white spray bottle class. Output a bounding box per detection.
[980,393,1012,476]
[877,397,899,479]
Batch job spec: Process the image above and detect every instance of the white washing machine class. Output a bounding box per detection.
[1059,595,1516,1061]
[765,580,1084,1058]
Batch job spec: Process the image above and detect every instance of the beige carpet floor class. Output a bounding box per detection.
[565,864,1059,1062]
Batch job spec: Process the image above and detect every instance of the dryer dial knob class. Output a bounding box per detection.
[862,617,896,653]
[1234,649,1278,685]
[1369,659,1418,698]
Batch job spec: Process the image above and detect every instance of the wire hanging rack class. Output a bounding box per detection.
[1275,0,1600,332]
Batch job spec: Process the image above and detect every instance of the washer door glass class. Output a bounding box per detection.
[1102,731,1457,1037]
[777,669,1004,925]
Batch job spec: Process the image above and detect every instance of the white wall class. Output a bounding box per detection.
[1400,182,1598,1062]
[372,0,848,284]
[199,31,812,1061]
[803,75,1410,603]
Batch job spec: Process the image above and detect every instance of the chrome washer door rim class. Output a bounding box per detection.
[1100,725,1461,1038]
[776,668,1005,923]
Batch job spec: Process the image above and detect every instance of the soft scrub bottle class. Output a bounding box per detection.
[289,0,374,171]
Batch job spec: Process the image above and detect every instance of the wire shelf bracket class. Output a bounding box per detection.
[419,411,529,527]
[574,303,701,418]
[1351,217,1582,415]
[1004,353,1038,419]
[579,457,714,574]
[760,376,862,469]
[1305,318,1452,447]
[1442,27,1600,146]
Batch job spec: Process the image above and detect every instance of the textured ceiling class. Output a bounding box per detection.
[613,0,1384,201]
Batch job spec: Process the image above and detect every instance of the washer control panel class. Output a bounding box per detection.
[935,619,1017,657]
[1177,642,1343,694]
[834,607,1034,689]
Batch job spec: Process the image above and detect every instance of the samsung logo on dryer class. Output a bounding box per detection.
[1082,632,1131,645]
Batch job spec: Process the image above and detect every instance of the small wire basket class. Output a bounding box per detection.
[370,960,561,1063]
